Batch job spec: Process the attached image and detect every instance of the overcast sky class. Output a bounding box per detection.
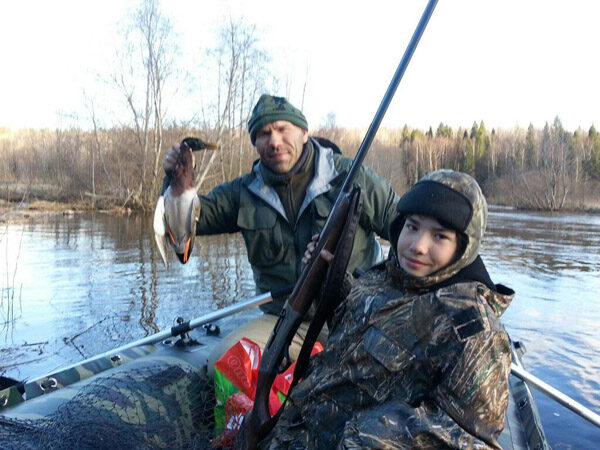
[1,0,598,132]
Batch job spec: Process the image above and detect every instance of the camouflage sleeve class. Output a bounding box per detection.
[195,178,242,235]
[433,323,512,449]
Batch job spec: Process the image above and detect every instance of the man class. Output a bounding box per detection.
[161,94,399,363]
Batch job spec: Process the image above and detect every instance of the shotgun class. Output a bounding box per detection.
[241,1,439,447]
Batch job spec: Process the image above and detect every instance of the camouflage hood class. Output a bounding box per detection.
[389,169,487,291]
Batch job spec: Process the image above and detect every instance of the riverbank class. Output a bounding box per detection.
[0,199,133,226]
[0,182,138,224]
[486,200,600,215]
[2,193,598,227]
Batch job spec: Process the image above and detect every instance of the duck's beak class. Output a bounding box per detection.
[173,233,195,264]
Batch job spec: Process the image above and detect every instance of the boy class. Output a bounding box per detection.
[261,169,514,449]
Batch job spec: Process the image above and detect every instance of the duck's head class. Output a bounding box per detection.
[181,137,219,151]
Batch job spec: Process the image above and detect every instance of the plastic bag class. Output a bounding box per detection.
[212,337,323,446]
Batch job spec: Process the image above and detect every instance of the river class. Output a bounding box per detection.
[1,207,599,448]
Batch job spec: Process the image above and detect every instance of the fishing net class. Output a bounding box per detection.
[0,361,223,449]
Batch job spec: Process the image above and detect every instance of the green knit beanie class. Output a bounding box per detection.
[248,94,308,145]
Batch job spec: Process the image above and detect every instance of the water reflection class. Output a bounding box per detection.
[0,208,599,447]
[486,209,600,277]
[480,207,600,448]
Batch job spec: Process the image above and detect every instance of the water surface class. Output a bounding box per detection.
[1,207,598,448]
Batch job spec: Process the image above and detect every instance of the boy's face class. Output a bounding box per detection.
[396,214,458,278]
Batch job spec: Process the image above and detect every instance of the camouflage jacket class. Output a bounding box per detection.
[195,138,399,315]
[263,261,514,449]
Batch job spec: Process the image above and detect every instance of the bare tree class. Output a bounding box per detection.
[540,118,570,210]
[514,119,570,210]
[194,16,271,191]
[110,0,177,208]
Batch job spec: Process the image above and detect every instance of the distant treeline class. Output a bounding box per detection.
[1,117,599,212]
[326,117,600,211]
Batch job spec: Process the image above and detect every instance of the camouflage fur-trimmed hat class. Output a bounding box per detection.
[248,94,308,145]
[389,169,487,272]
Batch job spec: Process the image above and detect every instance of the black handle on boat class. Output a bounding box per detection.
[171,284,292,336]
[242,1,439,448]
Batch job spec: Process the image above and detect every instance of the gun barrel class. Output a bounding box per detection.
[340,0,439,196]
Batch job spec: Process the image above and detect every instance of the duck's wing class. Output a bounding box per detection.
[178,194,201,263]
[162,188,200,264]
[188,194,201,234]
[174,190,200,264]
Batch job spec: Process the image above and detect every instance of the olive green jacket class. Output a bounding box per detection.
[195,138,399,314]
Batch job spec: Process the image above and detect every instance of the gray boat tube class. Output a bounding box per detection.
[511,363,600,428]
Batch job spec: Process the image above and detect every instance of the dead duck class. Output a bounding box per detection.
[153,137,218,269]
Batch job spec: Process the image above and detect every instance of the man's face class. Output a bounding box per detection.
[254,120,308,174]
[396,214,458,278]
